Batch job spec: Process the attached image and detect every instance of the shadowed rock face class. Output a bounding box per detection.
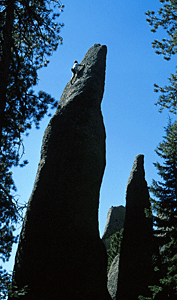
[11,44,111,300]
[116,154,153,300]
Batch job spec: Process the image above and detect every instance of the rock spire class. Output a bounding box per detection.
[102,205,125,250]
[116,154,153,300]
[10,44,111,300]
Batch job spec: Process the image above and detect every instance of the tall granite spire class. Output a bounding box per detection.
[116,154,153,300]
[10,44,111,300]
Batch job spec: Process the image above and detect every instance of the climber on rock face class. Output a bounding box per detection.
[71,60,85,84]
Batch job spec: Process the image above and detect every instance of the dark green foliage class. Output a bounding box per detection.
[0,268,29,300]
[106,229,123,274]
[0,0,64,298]
[140,120,177,299]
[0,268,12,300]
[145,1,177,114]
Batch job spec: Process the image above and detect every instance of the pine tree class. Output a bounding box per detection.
[140,120,177,300]
[145,0,177,114]
[141,2,177,298]
[0,1,64,298]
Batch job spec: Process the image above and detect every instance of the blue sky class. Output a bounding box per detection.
[5,0,176,272]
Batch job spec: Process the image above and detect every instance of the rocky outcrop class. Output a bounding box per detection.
[107,255,120,300]
[102,206,125,250]
[116,154,153,300]
[10,44,111,300]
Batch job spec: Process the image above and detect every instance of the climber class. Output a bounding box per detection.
[70,60,85,84]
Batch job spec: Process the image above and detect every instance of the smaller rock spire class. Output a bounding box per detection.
[117,154,153,300]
